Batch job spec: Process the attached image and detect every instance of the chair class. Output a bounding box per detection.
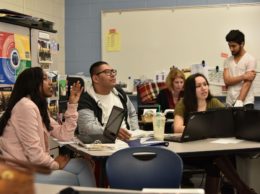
[106,146,183,190]
[136,82,169,131]
[136,82,166,105]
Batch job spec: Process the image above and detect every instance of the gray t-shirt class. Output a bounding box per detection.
[223,52,256,106]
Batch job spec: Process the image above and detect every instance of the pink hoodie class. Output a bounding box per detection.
[0,97,78,169]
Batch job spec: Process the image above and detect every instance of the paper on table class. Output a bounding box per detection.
[76,139,129,151]
[84,144,115,151]
[129,129,154,140]
[143,109,157,115]
[115,139,130,150]
[211,138,243,144]
[127,138,169,147]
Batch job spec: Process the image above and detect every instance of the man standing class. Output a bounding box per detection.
[223,30,257,109]
[77,61,139,140]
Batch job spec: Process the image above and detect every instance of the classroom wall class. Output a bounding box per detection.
[65,0,260,109]
[0,0,65,74]
[101,5,260,90]
[65,0,260,76]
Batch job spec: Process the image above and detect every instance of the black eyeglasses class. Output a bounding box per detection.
[96,69,117,76]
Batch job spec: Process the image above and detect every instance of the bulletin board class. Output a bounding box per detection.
[0,22,31,112]
[101,3,260,96]
[0,22,31,85]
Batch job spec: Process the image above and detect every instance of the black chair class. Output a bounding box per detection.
[106,146,183,190]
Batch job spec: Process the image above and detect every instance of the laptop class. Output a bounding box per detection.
[164,108,235,143]
[77,106,125,144]
[205,107,235,138]
[234,109,260,142]
[164,111,210,142]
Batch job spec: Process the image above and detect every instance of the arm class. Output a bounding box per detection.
[50,103,78,141]
[237,80,253,102]
[173,100,185,133]
[51,81,83,140]
[173,115,185,133]
[118,96,139,141]
[77,109,104,135]
[223,68,245,86]
[237,58,257,102]
[223,68,256,86]
[126,96,139,131]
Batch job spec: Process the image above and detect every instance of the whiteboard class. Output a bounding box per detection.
[101,4,260,96]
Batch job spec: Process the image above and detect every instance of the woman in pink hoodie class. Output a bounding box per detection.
[0,67,96,187]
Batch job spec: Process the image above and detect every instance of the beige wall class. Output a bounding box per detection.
[0,0,65,74]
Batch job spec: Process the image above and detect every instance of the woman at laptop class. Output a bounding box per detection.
[0,67,96,187]
[174,73,256,194]
[156,66,185,111]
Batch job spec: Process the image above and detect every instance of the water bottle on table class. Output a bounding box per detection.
[153,108,166,140]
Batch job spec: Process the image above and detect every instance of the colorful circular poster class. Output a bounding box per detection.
[0,32,31,84]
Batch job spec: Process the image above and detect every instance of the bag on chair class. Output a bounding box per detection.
[0,156,51,194]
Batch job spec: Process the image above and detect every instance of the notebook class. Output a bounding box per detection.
[77,106,125,144]
[234,109,260,142]
[164,108,235,143]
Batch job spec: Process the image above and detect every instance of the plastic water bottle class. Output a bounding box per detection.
[153,106,166,140]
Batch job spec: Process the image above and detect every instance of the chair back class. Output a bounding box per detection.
[106,146,183,190]
[137,82,166,105]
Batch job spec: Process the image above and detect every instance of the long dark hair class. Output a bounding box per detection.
[0,67,52,136]
[183,73,213,120]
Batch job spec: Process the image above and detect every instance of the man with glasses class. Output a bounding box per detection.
[77,61,139,140]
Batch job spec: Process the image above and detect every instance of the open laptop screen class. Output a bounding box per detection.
[178,108,234,142]
[165,111,210,142]
[180,111,210,142]
[234,109,260,142]
[77,106,125,144]
[205,107,235,138]
[103,106,125,140]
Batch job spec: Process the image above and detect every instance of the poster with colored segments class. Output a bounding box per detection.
[0,32,31,84]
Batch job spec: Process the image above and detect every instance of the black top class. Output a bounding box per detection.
[156,88,183,111]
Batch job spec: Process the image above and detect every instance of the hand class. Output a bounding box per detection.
[68,81,84,104]
[54,155,70,169]
[118,128,131,141]
[234,100,243,107]
[243,71,256,81]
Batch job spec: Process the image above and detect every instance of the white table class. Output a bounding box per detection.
[65,137,260,187]
[34,183,204,194]
[67,137,260,158]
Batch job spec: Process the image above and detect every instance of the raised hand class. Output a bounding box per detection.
[68,81,84,104]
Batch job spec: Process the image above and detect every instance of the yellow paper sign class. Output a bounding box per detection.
[105,29,121,52]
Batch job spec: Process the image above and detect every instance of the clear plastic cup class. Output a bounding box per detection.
[153,112,166,140]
